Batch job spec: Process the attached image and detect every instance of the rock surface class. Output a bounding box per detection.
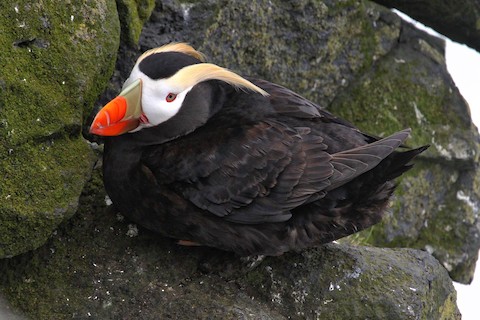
[331,20,480,284]
[0,1,120,258]
[0,167,460,319]
[373,0,480,52]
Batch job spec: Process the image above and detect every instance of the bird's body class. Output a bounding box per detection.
[91,43,427,256]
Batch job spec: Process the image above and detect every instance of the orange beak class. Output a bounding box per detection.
[90,79,143,136]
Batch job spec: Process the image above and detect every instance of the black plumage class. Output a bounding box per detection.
[91,43,428,256]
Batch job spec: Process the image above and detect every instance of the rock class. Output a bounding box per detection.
[372,0,480,52]
[244,245,459,320]
[139,0,402,109]
[0,1,120,257]
[116,0,155,46]
[0,167,460,319]
[331,20,480,284]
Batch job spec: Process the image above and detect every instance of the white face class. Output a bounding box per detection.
[123,64,193,132]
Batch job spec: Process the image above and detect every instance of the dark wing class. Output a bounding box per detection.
[251,78,360,126]
[250,78,381,144]
[327,128,412,190]
[143,117,411,224]
[147,120,333,223]
[252,79,324,119]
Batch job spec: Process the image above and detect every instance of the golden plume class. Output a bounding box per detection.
[167,63,269,96]
[137,42,206,63]
[137,42,269,96]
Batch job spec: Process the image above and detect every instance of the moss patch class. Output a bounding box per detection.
[0,0,120,257]
[329,21,478,160]
[240,245,460,319]
[116,0,155,46]
[333,21,480,283]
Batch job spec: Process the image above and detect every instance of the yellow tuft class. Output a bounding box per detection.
[136,43,269,97]
[137,42,206,63]
[168,63,269,97]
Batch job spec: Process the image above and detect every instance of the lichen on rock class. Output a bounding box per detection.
[116,0,155,46]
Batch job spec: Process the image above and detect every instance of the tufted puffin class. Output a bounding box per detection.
[90,43,428,256]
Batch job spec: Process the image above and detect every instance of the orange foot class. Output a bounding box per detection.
[177,239,202,246]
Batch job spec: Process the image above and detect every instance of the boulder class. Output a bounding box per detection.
[0,167,460,319]
[372,0,480,52]
[0,1,120,258]
[330,20,480,284]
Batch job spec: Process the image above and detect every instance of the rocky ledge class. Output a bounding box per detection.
[0,167,460,319]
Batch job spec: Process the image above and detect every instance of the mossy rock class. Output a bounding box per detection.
[116,0,155,46]
[0,167,460,319]
[332,21,480,283]
[0,0,120,257]
[138,0,401,108]
[242,245,460,320]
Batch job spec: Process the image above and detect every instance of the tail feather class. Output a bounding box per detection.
[327,129,414,191]
[383,145,429,181]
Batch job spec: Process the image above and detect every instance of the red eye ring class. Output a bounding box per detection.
[166,93,177,102]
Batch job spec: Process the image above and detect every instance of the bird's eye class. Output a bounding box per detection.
[166,93,177,102]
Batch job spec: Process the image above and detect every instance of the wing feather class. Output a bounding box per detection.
[327,129,411,190]
[143,110,411,225]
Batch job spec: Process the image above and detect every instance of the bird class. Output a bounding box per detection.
[89,42,428,256]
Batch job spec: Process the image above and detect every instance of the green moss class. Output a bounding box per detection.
[343,158,479,283]
[0,168,107,318]
[0,137,94,257]
[0,0,120,257]
[329,42,476,159]
[0,1,120,142]
[240,245,460,319]
[116,0,155,46]
[198,0,398,108]
[439,293,460,320]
